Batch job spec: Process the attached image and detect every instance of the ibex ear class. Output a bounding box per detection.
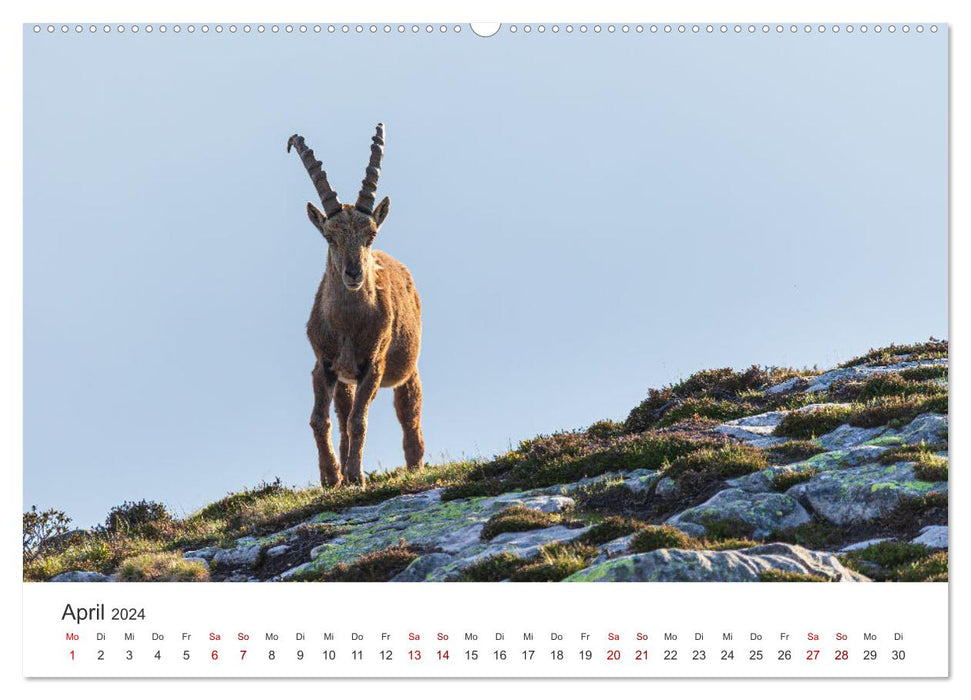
[373,196,391,227]
[306,202,332,242]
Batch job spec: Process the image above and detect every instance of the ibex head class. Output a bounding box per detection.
[288,124,390,291]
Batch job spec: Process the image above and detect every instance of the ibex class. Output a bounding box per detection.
[287,124,424,487]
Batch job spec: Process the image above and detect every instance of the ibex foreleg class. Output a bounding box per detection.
[393,373,424,469]
[310,361,342,488]
[334,382,355,469]
[342,361,384,485]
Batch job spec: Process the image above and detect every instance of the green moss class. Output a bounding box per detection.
[758,569,829,582]
[771,467,817,492]
[458,553,527,582]
[116,552,209,582]
[289,544,420,582]
[480,505,563,541]
[579,516,646,546]
[508,542,598,582]
[767,440,826,464]
[629,525,699,553]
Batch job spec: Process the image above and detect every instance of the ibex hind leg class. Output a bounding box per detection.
[334,382,355,476]
[310,362,342,488]
[394,373,425,469]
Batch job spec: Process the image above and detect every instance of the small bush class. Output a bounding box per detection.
[899,365,947,382]
[656,398,756,428]
[458,553,526,582]
[630,525,699,553]
[116,552,209,582]
[508,542,597,582]
[841,341,947,368]
[844,541,930,569]
[758,569,828,582]
[891,551,948,582]
[663,444,768,482]
[579,516,645,546]
[480,506,562,541]
[841,374,947,403]
[23,506,72,563]
[774,405,854,439]
[913,454,948,482]
[772,520,844,550]
[586,419,624,440]
[105,500,172,534]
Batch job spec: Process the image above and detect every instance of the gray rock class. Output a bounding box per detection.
[911,525,948,550]
[391,553,457,582]
[715,411,788,447]
[264,545,290,558]
[654,476,680,500]
[623,470,660,494]
[592,535,635,564]
[212,543,263,569]
[487,524,590,548]
[50,571,111,582]
[765,377,802,395]
[899,413,948,446]
[182,546,221,561]
[788,462,947,526]
[667,488,811,538]
[565,543,868,582]
[817,424,887,451]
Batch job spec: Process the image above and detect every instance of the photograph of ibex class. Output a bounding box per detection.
[288,126,424,488]
[24,26,947,583]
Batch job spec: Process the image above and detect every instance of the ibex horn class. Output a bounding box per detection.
[355,123,385,215]
[287,134,342,218]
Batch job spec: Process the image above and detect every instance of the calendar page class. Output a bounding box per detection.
[21,18,949,680]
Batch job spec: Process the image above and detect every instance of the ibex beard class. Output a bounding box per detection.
[288,124,424,487]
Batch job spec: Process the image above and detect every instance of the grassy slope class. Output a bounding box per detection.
[24,340,948,582]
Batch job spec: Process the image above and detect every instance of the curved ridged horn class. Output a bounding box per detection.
[355,123,385,215]
[287,134,342,218]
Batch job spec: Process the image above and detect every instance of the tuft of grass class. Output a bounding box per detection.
[771,467,817,492]
[767,440,826,464]
[480,505,565,541]
[838,373,947,403]
[772,519,845,551]
[758,569,829,582]
[840,541,944,582]
[579,516,645,546]
[775,393,948,439]
[289,544,420,582]
[116,552,209,582]
[630,525,699,553]
[458,553,526,582]
[704,537,759,551]
[508,542,598,582]
[774,405,854,439]
[891,551,948,582]
[840,341,947,368]
[656,398,757,428]
[900,364,948,382]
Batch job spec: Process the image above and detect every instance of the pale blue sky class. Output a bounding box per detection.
[24,26,947,527]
